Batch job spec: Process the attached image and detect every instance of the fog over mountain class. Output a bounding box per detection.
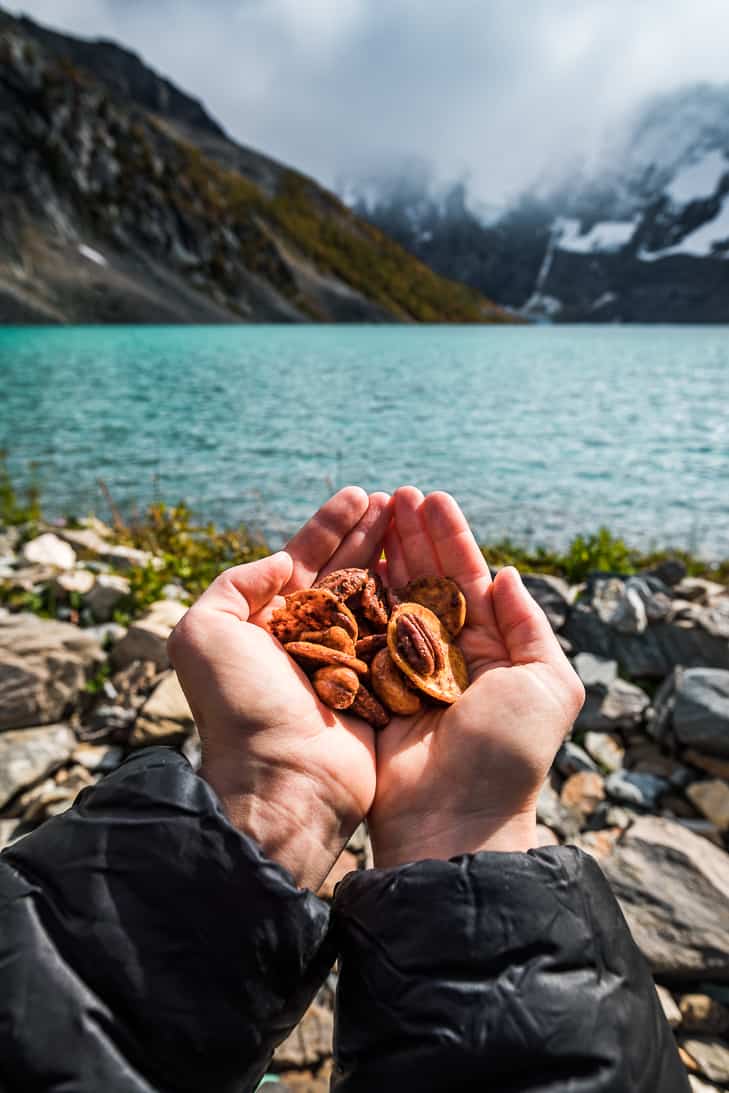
[12,0,729,207]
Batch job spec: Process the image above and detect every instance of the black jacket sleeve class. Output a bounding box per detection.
[331,847,690,1093]
[0,748,335,1093]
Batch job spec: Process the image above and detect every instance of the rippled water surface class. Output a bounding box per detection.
[1,324,727,554]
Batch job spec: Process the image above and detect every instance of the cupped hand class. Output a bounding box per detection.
[369,487,585,867]
[168,487,390,890]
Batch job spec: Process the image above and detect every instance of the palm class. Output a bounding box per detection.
[369,488,583,865]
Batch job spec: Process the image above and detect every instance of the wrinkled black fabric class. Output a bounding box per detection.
[0,749,334,1093]
[331,848,690,1092]
[0,748,689,1093]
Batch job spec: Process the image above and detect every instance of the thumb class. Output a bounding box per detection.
[195,551,294,621]
[491,567,564,667]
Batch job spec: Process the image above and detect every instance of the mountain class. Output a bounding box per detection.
[350,85,729,322]
[0,11,511,324]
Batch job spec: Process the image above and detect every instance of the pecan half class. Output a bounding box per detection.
[351,684,390,730]
[395,613,444,676]
[361,573,388,630]
[312,666,359,710]
[314,568,369,602]
[355,633,388,663]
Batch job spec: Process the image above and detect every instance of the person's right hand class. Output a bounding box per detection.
[168,487,390,891]
[368,487,585,867]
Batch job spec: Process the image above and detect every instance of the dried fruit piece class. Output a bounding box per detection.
[312,666,359,710]
[283,641,368,676]
[314,568,369,602]
[300,626,355,655]
[269,588,357,644]
[371,648,423,716]
[388,603,468,704]
[360,573,388,630]
[401,577,467,639]
[351,684,390,730]
[355,633,387,663]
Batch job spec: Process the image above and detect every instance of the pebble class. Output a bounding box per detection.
[687,780,729,831]
[560,771,606,819]
[655,984,681,1028]
[573,652,618,688]
[679,994,729,1036]
[584,731,625,772]
[21,533,76,570]
[680,1039,729,1084]
[605,770,670,809]
[555,741,598,776]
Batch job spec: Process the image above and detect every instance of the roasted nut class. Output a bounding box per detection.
[312,666,359,710]
[360,573,388,630]
[395,612,444,676]
[283,641,368,676]
[355,633,387,663]
[388,603,468,704]
[269,588,358,644]
[351,684,390,730]
[314,568,369,602]
[400,577,467,639]
[371,649,423,716]
[300,626,355,655]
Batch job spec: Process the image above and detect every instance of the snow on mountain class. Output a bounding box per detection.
[665,149,729,206]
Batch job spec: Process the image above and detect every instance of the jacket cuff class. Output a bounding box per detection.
[332,847,689,1092]
[2,747,334,1093]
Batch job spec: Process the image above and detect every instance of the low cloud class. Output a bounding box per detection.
[13,0,729,203]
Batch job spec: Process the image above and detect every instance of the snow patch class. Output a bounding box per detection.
[591,292,618,312]
[523,293,562,319]
[78,244,107,267]
[556,217,636,254]
[640,192,729,260]
[665,149,728,206]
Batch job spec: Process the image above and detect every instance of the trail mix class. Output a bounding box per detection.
[268,568,469,728]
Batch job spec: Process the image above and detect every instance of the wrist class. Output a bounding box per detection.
[201,756,358,891]
[371,809,538,868]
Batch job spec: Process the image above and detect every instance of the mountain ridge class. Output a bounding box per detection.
[0,10,511,325]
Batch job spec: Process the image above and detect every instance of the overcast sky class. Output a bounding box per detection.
[12,0,729,204]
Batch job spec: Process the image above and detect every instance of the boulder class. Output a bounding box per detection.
[687,780,729,831]
[684,751,729,781]
[565,606,729,679]
[576,677,650,732]
[522,575,570,631]
[130,670,194,745]
[51,570,95,597]
[273,1003,333,1069]
[111,600,186,670]
[0,613,104,729]
[578,816,729,979]
[55,528,153,571]
[673,669,729,758]
[20,533,76,570]
[0,723,75,808]
[84,574,131,621]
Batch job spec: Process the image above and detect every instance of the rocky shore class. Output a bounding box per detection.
[1,519,729,1091]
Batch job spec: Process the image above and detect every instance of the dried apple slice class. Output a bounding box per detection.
[371,648,423,716]
[300,626,355,655]
[283,641,368,676]
[387,602,468,704]
[269,588,357,644]
[400,576,467,640]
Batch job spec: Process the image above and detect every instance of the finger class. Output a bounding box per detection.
[317,492,392,578]
[393,486,441,579]
[491,567,566,668]
[383,521,409,588]
[194,551,293,622]
[283,486,369,591]
[421,491,493,626]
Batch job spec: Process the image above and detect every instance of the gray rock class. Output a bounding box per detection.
[522,575,570,631]
[592,577,647,633]
[677,578,728,605]
[565,606,729,679]
[579,816,729,979]
[84,574,131,621]
[84,622,127,647]
[687,780,729,831]
[0,724,75,808]
[0,819,20,849]
[51,569,95,597]
[584,731,625,772]
[605,770,669,809]
[645,559,687,587]
[576,677,650,732]
[0,613,104,729]
[655,984,682,1028]
[555,740,598,776]
[573,653,618,688]
[673,669,729,758]
[536,777,580,839]
[131,671,194,745]
[681,1039,729,1084]
[111,600,186,670]
[21,532,76,570]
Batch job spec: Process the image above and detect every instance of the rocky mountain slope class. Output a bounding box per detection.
[351,85,729,322]
[0,10,510,324]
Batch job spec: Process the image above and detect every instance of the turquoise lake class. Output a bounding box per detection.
[1,324,727,555]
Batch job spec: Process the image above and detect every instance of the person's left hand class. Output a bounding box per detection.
[168,487,390,890]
